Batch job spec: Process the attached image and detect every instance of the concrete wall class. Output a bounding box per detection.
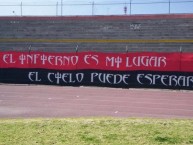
[0,14,193,52]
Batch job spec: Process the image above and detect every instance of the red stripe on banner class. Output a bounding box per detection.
[181,53,193,72]
[0,51,193,72]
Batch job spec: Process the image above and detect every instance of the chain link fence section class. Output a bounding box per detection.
[0,0,193,16]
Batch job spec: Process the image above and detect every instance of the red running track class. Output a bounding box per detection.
[0,84,193,119]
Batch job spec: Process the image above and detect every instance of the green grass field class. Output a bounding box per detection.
[0,118,193,145]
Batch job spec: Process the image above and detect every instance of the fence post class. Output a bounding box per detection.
[56,2,58,16]
[92,1,95,15]
[130,0,132,15]
[126,45,128,53]
[20,2,22,16]
[61,0,63,16]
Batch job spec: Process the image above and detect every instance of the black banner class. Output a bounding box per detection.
[1,68,193,90]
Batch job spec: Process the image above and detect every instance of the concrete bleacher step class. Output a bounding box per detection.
[0,14,193,52]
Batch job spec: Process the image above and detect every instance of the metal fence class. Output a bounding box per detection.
[0,0,193,16]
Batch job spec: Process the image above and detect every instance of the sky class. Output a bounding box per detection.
[0,0,193,16]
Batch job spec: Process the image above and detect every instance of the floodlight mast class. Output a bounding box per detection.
[124,3,127,15]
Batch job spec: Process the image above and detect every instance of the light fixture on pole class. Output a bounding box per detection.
[124,3,127,15]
